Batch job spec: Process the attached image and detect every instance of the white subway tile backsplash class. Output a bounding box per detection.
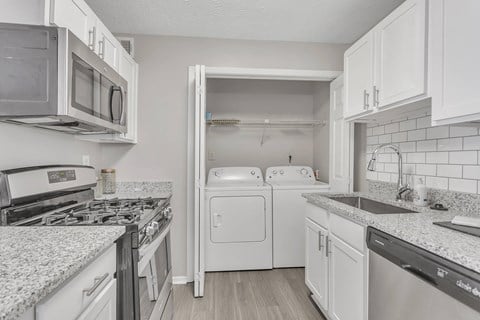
[426,152,449,164]
[417,140,436,152]
[416,164,436,176]
[450,126,478,137]
[392,132,408,143]
[463,166,480,180]
[378,134,392,143]
[464,136,480,150]
[416,116,431,129]
[385,123,400,133]
[449,151,478,165]
[366,113,480,194]
[449,179,477,194]
[372,126,385,135]
[377,172,391,182]
[400,119,416,131]
[408,129,426,141]
[367,136,379,145]
[437,164,462,178]
[407,152,426,163]
[426,176,448,190]
[426,126,449,139]
[437,138,463,151]
[399,142,416,152]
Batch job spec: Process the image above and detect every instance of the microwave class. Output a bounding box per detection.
[0,23,127,134]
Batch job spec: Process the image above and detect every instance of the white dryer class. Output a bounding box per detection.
[205,167,273,271]
[266,166,330,268]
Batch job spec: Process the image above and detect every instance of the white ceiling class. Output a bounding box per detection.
[85,0,404,44]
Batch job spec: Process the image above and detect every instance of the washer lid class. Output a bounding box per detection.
[268,180,330,190]
[207,167,264,184]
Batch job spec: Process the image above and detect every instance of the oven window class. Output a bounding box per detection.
[71,54,97,115]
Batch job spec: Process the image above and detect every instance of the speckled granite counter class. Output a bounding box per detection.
[303,192,480,274]
[96,181,172,200]
[0,226,125,320]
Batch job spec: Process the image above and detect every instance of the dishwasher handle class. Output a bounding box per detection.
[401,264,437,286]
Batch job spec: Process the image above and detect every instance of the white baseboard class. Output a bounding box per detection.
[172,276,189,285]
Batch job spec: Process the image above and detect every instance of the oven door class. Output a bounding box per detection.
[138,228,173,320]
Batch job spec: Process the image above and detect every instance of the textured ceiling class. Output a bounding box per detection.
[85,0,404,44]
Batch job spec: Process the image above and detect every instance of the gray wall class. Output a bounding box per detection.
[206,79,323,172]
[100,34,347,277]
[313,82,331,182]
[0,123,101,170]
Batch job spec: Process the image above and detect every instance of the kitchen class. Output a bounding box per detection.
[0,0,479,320]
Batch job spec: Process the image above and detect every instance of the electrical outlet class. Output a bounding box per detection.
[208,151,215,161]
[82,155,90,166]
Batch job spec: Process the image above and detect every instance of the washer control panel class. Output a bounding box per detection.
[266,166,315,182]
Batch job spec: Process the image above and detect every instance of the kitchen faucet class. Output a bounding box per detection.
[367,143,412,201]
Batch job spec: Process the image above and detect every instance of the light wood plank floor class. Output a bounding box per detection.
[173,268,326,320]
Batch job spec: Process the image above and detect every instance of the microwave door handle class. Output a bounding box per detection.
[109,86,115,123]
[119,86,125,125]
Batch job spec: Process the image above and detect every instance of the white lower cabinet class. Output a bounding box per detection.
[305,218,329,311]
[328,234,365,320]
[305,203,368,320]
[36,245,117,320]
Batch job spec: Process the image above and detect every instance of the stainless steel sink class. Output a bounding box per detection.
[329,196,417,214]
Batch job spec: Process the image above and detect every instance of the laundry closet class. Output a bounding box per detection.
[188,66,348,297]
[205,78,330,181]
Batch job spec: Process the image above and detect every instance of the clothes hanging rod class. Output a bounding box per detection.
[206,119,327,127]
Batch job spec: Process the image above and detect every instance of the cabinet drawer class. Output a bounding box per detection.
[329,214,365,253]
[36,244,116,320]
[305,203,328,229]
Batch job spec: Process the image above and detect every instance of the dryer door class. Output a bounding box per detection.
[210,196,266,243]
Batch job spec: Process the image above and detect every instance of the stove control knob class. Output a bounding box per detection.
[146,225,155,237]
[151,221,159,231]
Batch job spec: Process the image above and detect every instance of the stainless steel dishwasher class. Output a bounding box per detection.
[367,227,480,320]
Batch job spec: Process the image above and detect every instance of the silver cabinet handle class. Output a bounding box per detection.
[88,26,96,51]
[98,39,105,59]
[318,231,324,252]
[373,85,379,107]
[363,90,370,110]
[83,273,109,296]
[325,235,329,257]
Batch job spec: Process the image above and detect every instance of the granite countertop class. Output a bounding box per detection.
[303,192,480,274]
[96,181,172,200]
[0,226,125,320]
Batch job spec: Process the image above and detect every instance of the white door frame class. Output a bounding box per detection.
[186,67,342,283]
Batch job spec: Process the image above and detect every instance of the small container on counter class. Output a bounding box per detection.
[413,178,428,206]
[101,169,116,194]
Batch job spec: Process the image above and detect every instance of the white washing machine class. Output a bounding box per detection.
[266,166,330,268]
[205,167,273,271]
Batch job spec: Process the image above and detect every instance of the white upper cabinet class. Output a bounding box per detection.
[374,0,427,108]
[344,0,427,120]
[97,20,120,71]
[50,0,97,49]
[430,0,480,126]
[344,32,375,119]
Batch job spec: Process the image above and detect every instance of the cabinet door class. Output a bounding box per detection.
[328,234,365,320]
[430,0,480,125]
[77,280,117,320]
[305,218,329,311]
[375,0,427,108]
[51,0,96,49]
[97,21,120,70]
[344,32,374,119]
[119,51,138,143]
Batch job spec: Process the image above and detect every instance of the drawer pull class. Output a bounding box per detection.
[83,273,109,296]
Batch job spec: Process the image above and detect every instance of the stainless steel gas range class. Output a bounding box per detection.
[0,165,173,320]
